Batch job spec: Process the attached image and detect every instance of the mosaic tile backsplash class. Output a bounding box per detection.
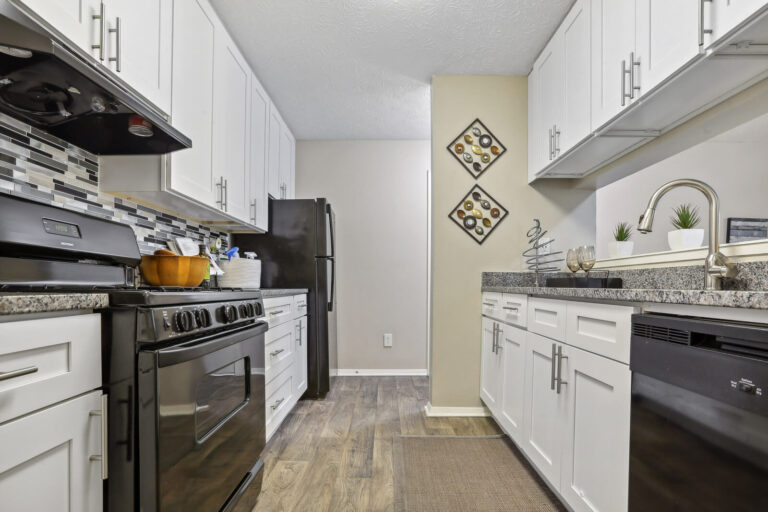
[0,112,229,255]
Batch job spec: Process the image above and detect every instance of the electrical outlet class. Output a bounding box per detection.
[384,333,393,347]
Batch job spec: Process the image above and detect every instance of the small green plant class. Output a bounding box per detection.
[671,204,701,230]
[613,222,633,242]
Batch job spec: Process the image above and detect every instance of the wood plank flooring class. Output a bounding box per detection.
[252,376,501,512]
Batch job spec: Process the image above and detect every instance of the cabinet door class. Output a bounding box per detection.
[710,0,768,43]
[527,65,546,181]
[168,0,216,205]
[534,34,564,163]
[0,391,104,511]
[106,0,172,113]
[591,0,637,130]
[17,0,98,56]
[560,0,591,154]
[294,316,308,396]
[635,0,700,95]
[500,323,527,444]
[522,332,564,488]
[249,75,270,230]
[560,345,631,512]
[278,125,294,200]
[267,104,282,199]
[480,317,502,415]
[213,30,251,221]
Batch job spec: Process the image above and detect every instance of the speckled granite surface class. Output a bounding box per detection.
[260,289,308,298]
[0,293,109,315]
[482,286,768,310]
[483,261,768,291]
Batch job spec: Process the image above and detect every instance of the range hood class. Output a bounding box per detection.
[0,2,191,155]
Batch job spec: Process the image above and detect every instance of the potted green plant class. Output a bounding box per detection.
[608,222,634,258]
[668,204,703,251]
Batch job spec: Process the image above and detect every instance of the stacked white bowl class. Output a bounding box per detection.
[217,258,261,289]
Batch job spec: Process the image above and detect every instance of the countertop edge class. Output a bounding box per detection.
[482,286,768,310]
[0,293,110,316]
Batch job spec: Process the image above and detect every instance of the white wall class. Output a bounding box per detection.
[295,140,430,372]
[596,139,768,258]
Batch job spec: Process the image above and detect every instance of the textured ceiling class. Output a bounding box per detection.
[209,0,573,140]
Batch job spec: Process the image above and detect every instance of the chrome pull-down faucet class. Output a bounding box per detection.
[637,179,737,290]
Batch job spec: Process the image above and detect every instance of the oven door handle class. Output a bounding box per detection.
[155,321,269,367]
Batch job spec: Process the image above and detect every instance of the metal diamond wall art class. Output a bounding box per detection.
[448,185,508,244]
[446,118,506,179]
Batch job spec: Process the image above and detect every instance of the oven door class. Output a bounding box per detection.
[138,322,267,512]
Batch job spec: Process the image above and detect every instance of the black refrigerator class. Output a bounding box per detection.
[233,198,337,398]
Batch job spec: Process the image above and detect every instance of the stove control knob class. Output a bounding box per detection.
[198,308,212,328]
[245,303,256,318]
[174,311,193,332]
[253,302,263,317]
[239,304,249,318]
[220,305,238,324]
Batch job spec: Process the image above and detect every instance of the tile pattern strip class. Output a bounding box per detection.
[0,111,229,255]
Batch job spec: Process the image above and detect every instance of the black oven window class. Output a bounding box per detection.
[195,358,250,441]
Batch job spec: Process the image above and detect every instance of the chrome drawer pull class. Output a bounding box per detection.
[482,302,495,306]
[270,349,284,357]
[550,344,557,391]
[0,366,38,382]
[89,394,109,480]
[269,310,285,316]
[270,397,285,410]
[503,306,519,311]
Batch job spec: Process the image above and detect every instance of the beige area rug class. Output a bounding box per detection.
[393,435,565,512]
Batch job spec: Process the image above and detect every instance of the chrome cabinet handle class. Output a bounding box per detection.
[699,0,713,46]
[108,17,121,72]
[92,2,105,61]
[482,302,496,306]
[270,398,285,410]
[216,177,225,210]
[0,366,38,381]
[89,394,109,480]
[496,325,503,352]
[550,343,557,390]
[270,348,284,357]
[295,324,301,345]
[548,127,553,160]
[269,309,284,316]
[554,125,561,157]
[250,200,257,224]
[491,323,497,353]
[629,52,641,99]
[224,179,228,212]
[503,306,519,311]
[556,345,568,394]
[621,59,631,106]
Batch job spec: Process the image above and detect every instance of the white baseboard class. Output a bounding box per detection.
[336,369,429,376]
[424,402,491,417]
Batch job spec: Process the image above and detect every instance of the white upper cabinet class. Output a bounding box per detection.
[167,0,216,206]
[249,76,270,231]
[635,0,700,96]
[16,0,100,57]
[536,34,564,162]
[280,128,296,199]
[267,104,282,199]
[709,0,768,43]
[104,0,172,113]
[213,29,251,222]
[591,0,637,130]
[560,0,592,154]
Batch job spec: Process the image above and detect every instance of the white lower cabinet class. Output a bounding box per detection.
[561,344,631,512]
[482,296,631,512]
[499,322,527,444]
[521,332,565,487]
[0,391,105,512]
[265,293,308,441]
[480,317,503,416]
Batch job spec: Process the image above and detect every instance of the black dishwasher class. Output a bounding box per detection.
[629,313,768,511]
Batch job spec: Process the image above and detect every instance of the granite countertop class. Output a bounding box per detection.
[482,286,768,310]
[0,293,109,316]
[261,288,309,298]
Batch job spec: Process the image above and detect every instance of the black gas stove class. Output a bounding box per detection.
[0,193,267,512]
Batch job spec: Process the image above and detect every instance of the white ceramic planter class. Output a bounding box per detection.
[608,241,634,258]
[667,229,704,251]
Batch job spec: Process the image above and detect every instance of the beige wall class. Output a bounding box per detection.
[430,75,596,408]
[295,140,430,371]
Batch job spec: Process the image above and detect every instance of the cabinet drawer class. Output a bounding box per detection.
[482,292,503,319]
[265,368,293,438]
[0,313,101,424]
[264,296,294,327]
[293,294,307,319]
[566,302,636,363]
[500,293,528,328]
[527,298,566,341]
[265,320,295,383]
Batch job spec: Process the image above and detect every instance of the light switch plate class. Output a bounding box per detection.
[384,333,393,347]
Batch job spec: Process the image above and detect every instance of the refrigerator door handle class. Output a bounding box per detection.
[326,203,335,258]
[328,258,335,312]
